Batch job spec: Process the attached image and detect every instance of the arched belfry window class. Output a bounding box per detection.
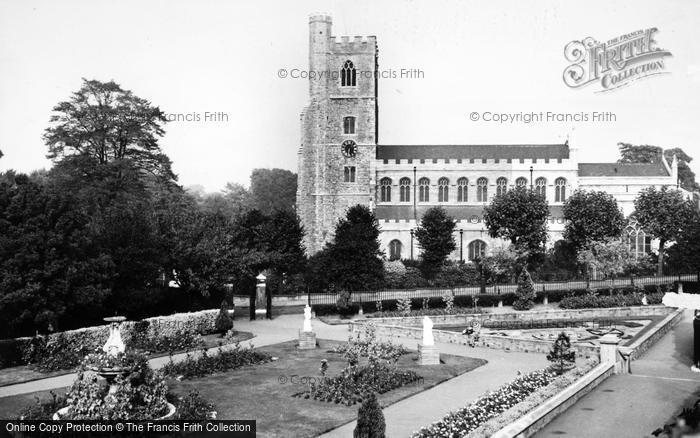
[343,116,356,134]
[400,177,411,202]
[419,178,430,202]
[468,240,487,261]
[535,177,547,198]
[380,178,392,202]
[341,60,357,87]
[477,177,488,202]
[515,177,527,188]
[555,177,567,202]
[389,240,402,261]
[438,177,449,202]
[496,177,508,197]
[457,177,468,202]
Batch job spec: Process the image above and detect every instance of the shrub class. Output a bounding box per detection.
[433,262,480,287]
[559,292,664,309]
[337,289,354,316]
[215,300,234,334]
[513,269,536,310]
[442,293,455,314]
[354,392,386,438]
[161,343,271,379]
[396,296,412,316]
[547,332,576,375]
[173,389,216,420]
[383,260,407,289]
[402,267,428,288]
[19,391,66,420]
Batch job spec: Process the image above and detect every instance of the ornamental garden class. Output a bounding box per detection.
[1,79,699,437]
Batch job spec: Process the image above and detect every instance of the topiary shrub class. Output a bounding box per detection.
[513,269,536,310]
[354,392,386,438]
[215,300,234,336]
[547,332,576,375]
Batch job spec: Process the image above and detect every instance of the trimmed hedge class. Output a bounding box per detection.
[2,309,221,371]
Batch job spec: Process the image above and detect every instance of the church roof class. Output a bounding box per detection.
[375,205,564,221]
[376,144,569,160]
[578,162,670,177]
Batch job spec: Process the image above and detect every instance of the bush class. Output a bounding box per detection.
[513,269,536,310]
[215,301,234,334]
[19,391,66,420]
[161,343,271,379]
[396,296,412,315]
[354,392,386,438]
[559,292,663,309]
[383,260,407,289]
[402,267,428,288]
[547,332,576,375]
[337,289,354,316]
[432,262,480,287]
[173,389,216,420]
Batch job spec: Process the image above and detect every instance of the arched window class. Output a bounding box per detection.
[380,178,392,202]
[343,116,356,134]
[624,221,652,259]
[438,177,449,202]
[419,178,430,202]
[477,177,488,202]
[496,177,508,197]
[341,60,357,87]
[515,177,528,188]
[400,177,411,202]
[468,240,487,261]
[389,240,402,261]
[555,177,567,202]
[457,177,468,202]
[535,177,547,198]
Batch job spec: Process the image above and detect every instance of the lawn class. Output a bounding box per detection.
[167,339,486,438]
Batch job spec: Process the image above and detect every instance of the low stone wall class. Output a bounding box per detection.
[232,294,308,308]
[492,362,616,438]
[626,307,684,361]
[364,305,675,327]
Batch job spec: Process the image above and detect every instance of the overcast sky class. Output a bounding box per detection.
[1,0,698,192]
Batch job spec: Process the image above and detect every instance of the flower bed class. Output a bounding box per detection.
[411,369,557,438]
[161,343,272,379]
[293,362,422,406]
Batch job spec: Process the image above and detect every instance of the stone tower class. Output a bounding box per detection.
[297,15,378,254]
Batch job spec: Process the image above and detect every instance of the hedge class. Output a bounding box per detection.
[1,309,222,371]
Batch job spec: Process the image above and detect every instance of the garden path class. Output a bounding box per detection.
[535,308,700,438]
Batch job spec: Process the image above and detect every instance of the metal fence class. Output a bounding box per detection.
[308,272,699,307]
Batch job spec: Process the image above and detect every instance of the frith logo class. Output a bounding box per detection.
[563,28,672,92]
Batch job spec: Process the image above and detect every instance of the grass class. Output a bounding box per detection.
[167,339,486,438]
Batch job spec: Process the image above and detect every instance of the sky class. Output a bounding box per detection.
[0,0,699,192]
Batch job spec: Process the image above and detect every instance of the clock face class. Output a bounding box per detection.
[341,140,357,158]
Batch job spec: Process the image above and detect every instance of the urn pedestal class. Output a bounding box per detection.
[299,330,316,349]
[418,344,440,365]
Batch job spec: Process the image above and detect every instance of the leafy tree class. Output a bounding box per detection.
[547,332,576,375]
[223,181,252,214]
[354,392,386,438]
[576,239,647,279]
[513,268,536,310]
[618,143,699,191]
[414,207,456,278]
[44,79,173,183]
[483,187,549,258]
[322,205,384,292]
[664,148,700,192]
[666,210,700,276]
[634,186,695,276]
[249,168,297,214]
[563,190,626,250]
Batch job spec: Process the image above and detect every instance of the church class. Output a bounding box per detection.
[296,15,687,262]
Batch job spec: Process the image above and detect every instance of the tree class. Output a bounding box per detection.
[215,300,233,335]
[634,186,694,276]
[43,79,174,184]
[618,143,699,192]
[249,168,297,214]
[547,332,576,375]
[563,190,626,250]
[666,210,700,276]
[223,182,252,214]
[513,268,536,310]
[483,187,549,256]
[353,392,386,438]
[322,205,384,292]
[576,239,647,280]
[414,207,456,278]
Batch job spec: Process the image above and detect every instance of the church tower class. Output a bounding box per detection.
[297,15,378,254]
